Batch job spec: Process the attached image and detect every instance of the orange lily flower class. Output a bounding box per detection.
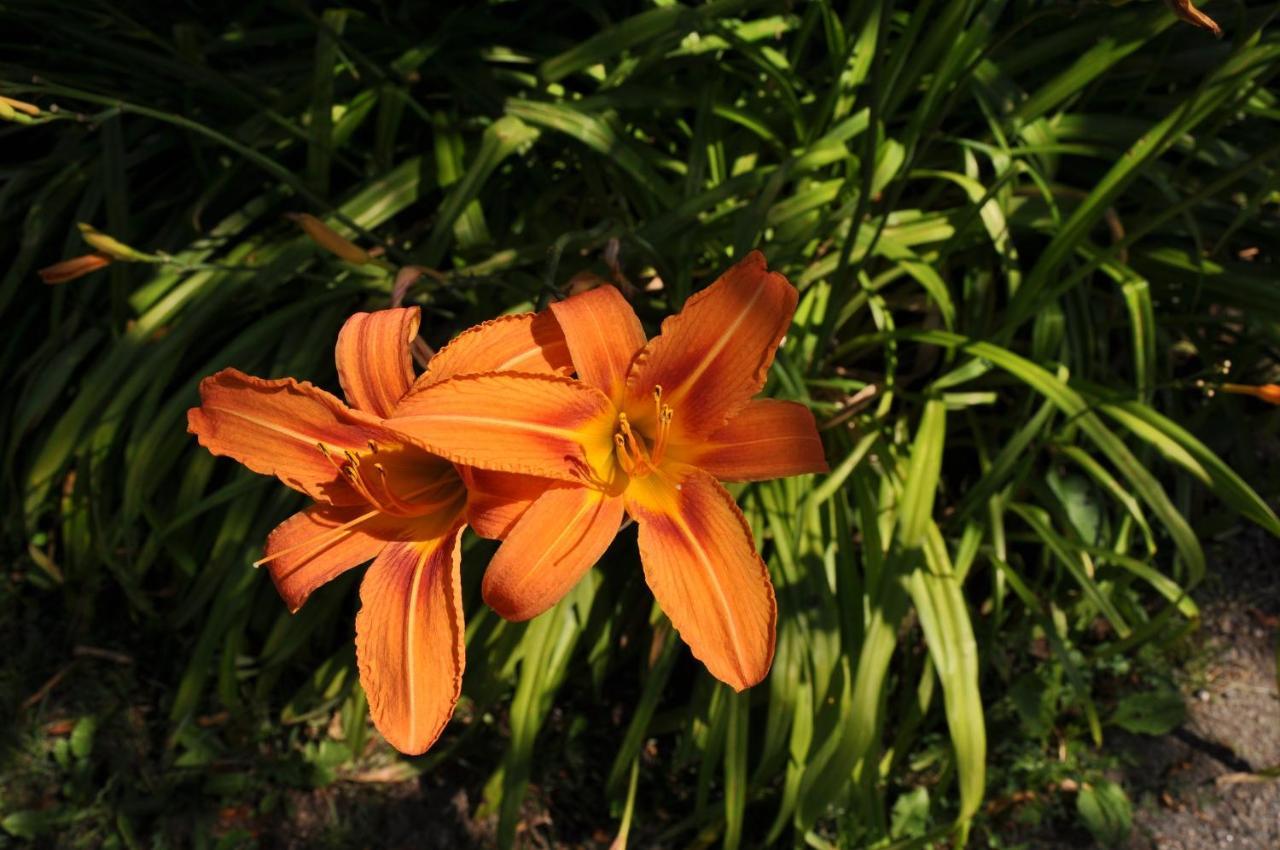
[388,252,828,690]
[187,306,571,753]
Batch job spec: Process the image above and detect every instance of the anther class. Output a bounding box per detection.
[317,442,346,474]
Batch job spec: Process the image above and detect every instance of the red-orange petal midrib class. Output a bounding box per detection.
[548,285,647,402]
[355,529,466,755]
[628,469,776,690]
[482,485,624,621]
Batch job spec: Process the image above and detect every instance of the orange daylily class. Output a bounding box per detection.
[388,252,828,690]
[187,306,571,753]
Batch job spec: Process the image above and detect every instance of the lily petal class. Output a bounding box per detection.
[418,311,572,389]
[676,399,828,482]
[482,485,624,621]
[389,373,616,482]
[549,285,647,403]
[626,467,776,690]
[187,369,391,504]
[355,524,466,755]
[336,308,420,417]
[462,467,554,539]
[625,251,797,439]
[262,505,394,612]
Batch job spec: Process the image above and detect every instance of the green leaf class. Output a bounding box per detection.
[2,810,59,839]
[1110,688,1185,736]
[1045,469,1103,547]
[70,715,97,760]
[1076,780,1133,847]
[1010,673,1056,738]
[889,786,931,839]
[897,398,947,549]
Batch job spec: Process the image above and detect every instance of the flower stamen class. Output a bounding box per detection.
[316,441,437,517]
[372,463,418,515]
[614,433,637,476]
[613,410,674,479]
[651,405,673,466]
[253,507,381,568]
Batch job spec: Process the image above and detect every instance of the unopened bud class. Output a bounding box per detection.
[1220,383,1280,405]
[39,253,112,284]
[0,94,40,122]
[77,223,159,262]
[286,213,372,264]
[1163,0,1222,37]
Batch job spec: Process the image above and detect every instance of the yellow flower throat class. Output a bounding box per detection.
[613,385,674,480]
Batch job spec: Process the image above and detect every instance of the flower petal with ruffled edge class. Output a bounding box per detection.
[336,307,420,417]
[548,284,647,404]
[625,466,777,690]
[623,250,797,441]
[417,311,572,389]
[355,522,466,755]
[187,368,396,505]
[391,373,617,482]
[670,399,828,482]
[481,485,625,621]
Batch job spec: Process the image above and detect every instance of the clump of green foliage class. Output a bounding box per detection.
[2,1,1278,847]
